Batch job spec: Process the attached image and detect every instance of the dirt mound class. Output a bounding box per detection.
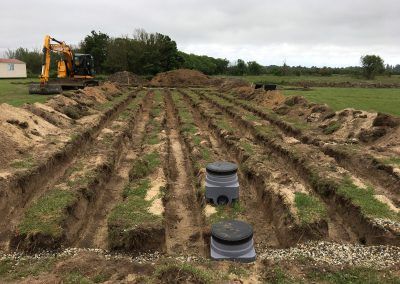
[219,78,251,92]
[0,103,62,168]
[25,103,72,128]
[108,71,147,86]
[80,87,108,103]
[150,69,212,87]
[100,82,121,96]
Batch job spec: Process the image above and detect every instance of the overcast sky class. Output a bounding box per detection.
[0,0,399,67]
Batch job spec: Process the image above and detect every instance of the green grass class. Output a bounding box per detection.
[108,195,161,228]
[209,202,244,223]
[283,87,400,116]
[338,179,400,221]
[10,156,35,169]
[18,190,76,237]
[294,192,327,224]
[226,74,400,85]
[307,267,400,284]
[0,78,55,106]
[323,121,342,135]
[128,152,160,180]
[381,157,400,166]
[155,263,215,283]
[0,257,56,281]
[123,179,151,198]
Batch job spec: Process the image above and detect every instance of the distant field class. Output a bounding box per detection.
[283,87,400,116]
[235,74,400,85]
[0,78,53,106]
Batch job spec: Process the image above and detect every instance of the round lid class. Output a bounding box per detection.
[211,220,253,242]
[206,161,238,175]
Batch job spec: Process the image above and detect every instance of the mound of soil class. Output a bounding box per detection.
[80,87,109,104]
[0,103,63,169]
[150,69,212,87]
[108,71,147,86]
[25,103,72,128]
[218,78,251,92]
[100,82,121,96]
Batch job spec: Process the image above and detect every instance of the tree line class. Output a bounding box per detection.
[5,30,399,79]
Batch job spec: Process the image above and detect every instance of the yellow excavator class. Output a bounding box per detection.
[29,35,98,94]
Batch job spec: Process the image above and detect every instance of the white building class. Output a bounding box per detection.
[0,58,27,78]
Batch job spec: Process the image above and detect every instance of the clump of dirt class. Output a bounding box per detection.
[150,69,212,87]
[108,71,147,86]
[373,113,400,128]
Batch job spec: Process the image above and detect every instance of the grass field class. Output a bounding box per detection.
[283,87,400,116]
[235,74,400,85]
[0,79,53,106]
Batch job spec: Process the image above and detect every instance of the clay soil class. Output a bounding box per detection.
[0,77,399,283]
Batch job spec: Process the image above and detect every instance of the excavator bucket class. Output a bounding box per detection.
[29,83,63,95]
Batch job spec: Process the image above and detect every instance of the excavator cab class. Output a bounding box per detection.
[73,54,95,77]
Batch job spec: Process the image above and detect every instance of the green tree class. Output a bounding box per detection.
[361,55,384,79]
[80,31,110,73]
[247,61,264,75]
[6,48,42,76]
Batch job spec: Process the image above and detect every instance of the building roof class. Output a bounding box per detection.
[0,58,25,64]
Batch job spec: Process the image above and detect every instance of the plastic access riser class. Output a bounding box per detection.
[210,220,256,263]
[205,162,239,205]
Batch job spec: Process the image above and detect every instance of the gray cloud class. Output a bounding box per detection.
[0,0,399,66]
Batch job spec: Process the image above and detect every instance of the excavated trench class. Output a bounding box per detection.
[8,91,149,252]
[196,90,398,245]
[218,91,400,205]
[71,93,153,249]
[172,90,281,249]
[0,90,141,251]
[163,91,206,255]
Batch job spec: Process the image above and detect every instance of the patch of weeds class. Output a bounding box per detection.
[70,133,81,143]
[240,141,255,154]
[294,192,327,224]
[123,179,151,198]
[244,113,260,121]
[264,267,295,284]
[93,273,110,283]
[227,264,250,278]
[19,190,76,237]
[193,135,202,146]
[209,201,244,223]
[108,195,162,228]
[338,178,400,221]
[200,147,211,161]
[307,266,400,284]
[216,119,234,132]
[381,157,400,166]
[323,121,341,135]
[0,257,56,280]
[63,271,92,284]
[129,152,160,180]
[254,124,279,140]
[154,263,214,284]
[10,155,35,169]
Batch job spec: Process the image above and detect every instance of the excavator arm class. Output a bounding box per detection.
[40,35,74,84]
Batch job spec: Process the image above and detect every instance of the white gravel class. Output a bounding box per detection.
[1,241,399,269]
[258,241,400,268]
